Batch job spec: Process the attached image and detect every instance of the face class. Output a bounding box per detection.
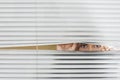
[78,43,110,52]
[57,43,111,52]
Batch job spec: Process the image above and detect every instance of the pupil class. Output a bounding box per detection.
[95,45,101,48]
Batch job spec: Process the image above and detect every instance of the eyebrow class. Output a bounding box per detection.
[79,43,88,48]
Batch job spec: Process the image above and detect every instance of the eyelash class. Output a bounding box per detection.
[94,45,101,48]
[79,44,101,48]
[79,44,88,48]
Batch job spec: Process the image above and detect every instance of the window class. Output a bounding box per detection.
[0,0,119,80]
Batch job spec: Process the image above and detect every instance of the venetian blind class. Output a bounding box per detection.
[0,0,119,47]
[0,0,120,80]
[0,50,119,80]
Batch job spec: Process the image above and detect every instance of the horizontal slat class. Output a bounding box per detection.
[0,65,117,68]
[0,50,119,79]
[0,74,118,77]
[0,0,119,47]
[0,69,118,73]
[0,0,120,79]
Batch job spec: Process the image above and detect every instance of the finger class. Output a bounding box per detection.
[56,44,65,50]
[70,43,78,51]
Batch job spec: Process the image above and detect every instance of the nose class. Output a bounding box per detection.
[88,44,93,51]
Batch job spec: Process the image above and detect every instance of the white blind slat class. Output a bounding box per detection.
[0,0,120,80]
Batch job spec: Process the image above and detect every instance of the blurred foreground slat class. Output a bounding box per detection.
[0,45,56,50]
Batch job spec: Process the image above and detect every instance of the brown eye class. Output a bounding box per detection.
[94,45,101,48]
[79,43,88,48]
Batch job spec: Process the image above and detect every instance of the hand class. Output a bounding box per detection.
[56,43,78,51]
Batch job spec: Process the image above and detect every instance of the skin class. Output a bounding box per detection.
[56,43,79,51]
[57,43,111,52]
[78,43,111,52]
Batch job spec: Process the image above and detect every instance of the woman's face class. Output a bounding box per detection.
[57,43,111,52]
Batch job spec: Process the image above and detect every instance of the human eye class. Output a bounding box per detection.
[79,43,88,48]
[93,45,101,48]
